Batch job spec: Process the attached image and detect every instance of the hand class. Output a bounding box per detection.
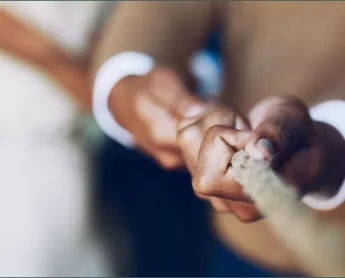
[177,104,251,214]
[178,96,345,222]
[109,67,204,169]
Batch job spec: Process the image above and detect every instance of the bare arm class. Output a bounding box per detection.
[0,9,91,113]
[92,1,215,80]
[91,1,217,167]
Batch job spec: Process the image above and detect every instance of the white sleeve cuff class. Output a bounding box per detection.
[302,100,345,211]
[92,52,155,148]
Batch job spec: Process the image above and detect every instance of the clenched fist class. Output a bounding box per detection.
[177,103,251,216]
[178,96,345,222]
[109,67,204,169]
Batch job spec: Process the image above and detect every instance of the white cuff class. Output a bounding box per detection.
[302,100,345,211]
[92,52,155,148]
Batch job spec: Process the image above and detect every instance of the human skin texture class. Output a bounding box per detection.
[94,1,345,272]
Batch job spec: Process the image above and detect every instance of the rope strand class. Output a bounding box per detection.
[231,150,345,276]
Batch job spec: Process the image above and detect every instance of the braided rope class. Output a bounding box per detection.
[231,151,345,276]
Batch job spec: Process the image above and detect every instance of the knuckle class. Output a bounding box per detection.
[177,115,201,132]
[201,109,235,129]
[204,125,226,141]
[200,112,222,131]
[177,123,200,146]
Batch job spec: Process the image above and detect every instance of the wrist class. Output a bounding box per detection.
[92,51,154,147]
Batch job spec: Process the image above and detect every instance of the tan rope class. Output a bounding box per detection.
[231,150,345,277]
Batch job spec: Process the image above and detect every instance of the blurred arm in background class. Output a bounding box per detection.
[0,9,91,112]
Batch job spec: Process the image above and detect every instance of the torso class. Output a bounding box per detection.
[213,2,345,274]
[220,2,345,113]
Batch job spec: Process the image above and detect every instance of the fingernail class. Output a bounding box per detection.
[246,144,266,160]
[256,138,275,160]
[184,105,206,118]
[245,138,275,161]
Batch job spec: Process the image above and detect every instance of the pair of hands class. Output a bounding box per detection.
[110,67,342,222]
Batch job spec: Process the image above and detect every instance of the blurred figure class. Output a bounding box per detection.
[0,2,111,276]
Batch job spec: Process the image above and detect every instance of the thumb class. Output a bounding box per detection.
[244,96,314,168]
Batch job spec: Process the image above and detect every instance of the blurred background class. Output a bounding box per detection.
[0,1,294,276]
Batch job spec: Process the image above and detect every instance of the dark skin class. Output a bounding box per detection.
[177,96,345,222]
[105,2,345,223]
[111,68,345,224]
[95,1,345,273]
[109,68,201,169]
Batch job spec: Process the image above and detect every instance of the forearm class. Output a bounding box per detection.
[92,1,214,80]
[0,9,92,113]
[0,9,65,68]
[48,61,91,113]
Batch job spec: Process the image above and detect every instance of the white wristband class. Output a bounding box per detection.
[92,52,155,148]
[302,100,345,211]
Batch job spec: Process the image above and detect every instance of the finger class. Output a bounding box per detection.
[154,150,184,170]
[228,201,262,223]
[135,90,179,147]
[137,140,184,170]
[210,198,233,213]
[220,129,252,151]
[193,126,250,202]
[177,108,235,174]
[194,193,233,214]
[176,108,215,173]
[234,113,252,131]
[148,68,205,119]
[245,96,314,167]
[177,116,205,173]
